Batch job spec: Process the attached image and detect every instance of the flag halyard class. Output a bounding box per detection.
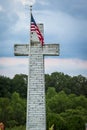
[31,13,44,46]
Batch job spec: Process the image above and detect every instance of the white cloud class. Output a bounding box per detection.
[0,5,4,12]
[0,57,28,78]
[12,11,28,33]
[20,0,49,6]
[0,57,28,66]
[37,0,49,5]
[13,0,36,6]
[0,0,87,61]
[35,10,87,43]
[0,57,87,78]
[45,58,87,76]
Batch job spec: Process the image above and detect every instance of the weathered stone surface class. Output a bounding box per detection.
[26,44,46,130]
[14,43,60,56]
[14,24,60,130]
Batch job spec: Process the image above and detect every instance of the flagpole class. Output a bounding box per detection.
[28,5,32,86]
[28,5,32,90]
[30,5,32,44]
[26,5,32,130]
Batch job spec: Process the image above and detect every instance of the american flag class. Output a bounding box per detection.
[31,13,44,46]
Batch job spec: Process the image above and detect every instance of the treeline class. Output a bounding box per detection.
[45,72,87,97]
[0,74,27,98]
[0,72,87,129]
[0,72,87,98]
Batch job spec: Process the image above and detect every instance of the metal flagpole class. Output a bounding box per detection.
[28,5,32,89]
[28,5,32,96]
[26,5,32,130]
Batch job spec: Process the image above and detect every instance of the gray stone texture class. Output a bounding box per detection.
[14,24,60,130]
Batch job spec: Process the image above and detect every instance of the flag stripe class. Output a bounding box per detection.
[31,14,44,46]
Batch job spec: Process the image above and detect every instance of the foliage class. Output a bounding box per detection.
[0,72,87,129]
[46,88,87,130]
[0,92,26,127]
[0,74,27,98]
[45,72,87,97]
[6,125,25,130]
[12,74,27,98]
[0,76,12,98]
[0,72,87,99]
[60,107,86,130]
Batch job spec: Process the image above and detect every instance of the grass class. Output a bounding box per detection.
[6,125,26,130]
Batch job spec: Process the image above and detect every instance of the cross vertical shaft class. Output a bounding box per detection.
[27,43,46,130]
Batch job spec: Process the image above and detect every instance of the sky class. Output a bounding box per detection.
[0,0,87,78]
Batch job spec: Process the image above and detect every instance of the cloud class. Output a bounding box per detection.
[0,0,87,79]
[0,57,28,78]
[33,10,87,60]
[0,57,87,78]
[0,5,4,12]
[35,10,87,43]
[45,58,87,76]
[0,0,29,57]
[0,57,28,66]
[47,0,87,19]
[36,0,49,6]
[21,0,49,6]
[0,0,87,60]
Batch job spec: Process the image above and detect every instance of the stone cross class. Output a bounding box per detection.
[85,123,87,130]
[14,24,60,130]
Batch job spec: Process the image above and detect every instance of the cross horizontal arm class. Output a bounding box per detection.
[43,44,60,56]
[14,43,60,56]
[14,44,29,56]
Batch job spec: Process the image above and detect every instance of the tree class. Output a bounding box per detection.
[0,76,12,98]
[0,92,26,127]
[11,92,26,125]
[47,91,70,114]
[12,74,27,98]
[49,72,72,93]
[45,74,52,91]
[47,112,66,130]
[60,107,86,130]
[46,87,57,99]
[0,97,10,125]
[46,90,87,130]
[69,75,87,96]
[45,72,87,97]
